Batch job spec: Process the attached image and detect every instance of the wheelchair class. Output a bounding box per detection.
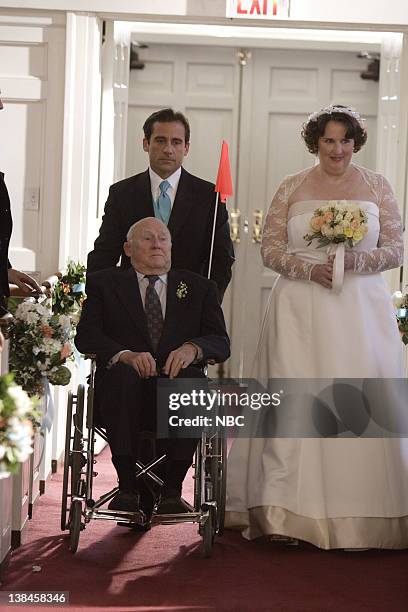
[60,358,227,557]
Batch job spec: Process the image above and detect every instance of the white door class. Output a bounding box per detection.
[125,44,378,377]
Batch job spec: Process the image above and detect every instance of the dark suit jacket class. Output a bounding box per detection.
[75,267,230,452]
[0,172,12,300]
[75,267,230,369]
[86,168,234,301]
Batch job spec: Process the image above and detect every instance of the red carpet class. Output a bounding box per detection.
[1,446,408,611]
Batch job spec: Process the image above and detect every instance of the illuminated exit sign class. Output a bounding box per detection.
[226,0,290,19]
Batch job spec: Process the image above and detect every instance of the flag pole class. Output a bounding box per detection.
[210,140,233,281]
[207,192,219,279]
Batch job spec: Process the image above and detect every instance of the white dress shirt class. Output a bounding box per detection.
[149,166,181,209]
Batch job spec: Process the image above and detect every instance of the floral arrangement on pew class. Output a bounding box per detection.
[52,260,86,324]
[392,289,408,345]
[7,260,86,398]
[304,201,368,247]
[0,374,40,476]
[9,302,73,397]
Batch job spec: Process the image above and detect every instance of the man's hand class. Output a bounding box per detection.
[310,261,333,289]
[163,343,197,379]
[119,350,158,378]
[8,269,42,294]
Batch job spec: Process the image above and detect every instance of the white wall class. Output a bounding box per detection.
[0,11,65,280]
[290,0,408,25]
[0,1,188,15]
[1,0,408,26]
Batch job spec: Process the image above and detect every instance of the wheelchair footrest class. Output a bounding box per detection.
[117,520,151,532]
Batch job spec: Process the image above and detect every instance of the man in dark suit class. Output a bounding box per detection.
[0,93,41,316]
[76,217,230,515]
[87,108,234,302]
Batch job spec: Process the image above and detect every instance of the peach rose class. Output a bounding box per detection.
[60,342,72,359]
[42,324,54,338]
[311,216,324,231]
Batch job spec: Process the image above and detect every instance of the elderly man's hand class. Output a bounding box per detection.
[163,343,197,379]
[8,268,42,294]
[119,350,158,378]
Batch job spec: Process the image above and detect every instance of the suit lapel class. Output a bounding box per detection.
[114,268,152,346]
[134,170,155,219]
[168,168,194,240]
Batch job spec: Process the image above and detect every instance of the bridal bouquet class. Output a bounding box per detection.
[9,301,72,397]
[0,374,40,475]
[304,201,368,248]
[392,290,408,345]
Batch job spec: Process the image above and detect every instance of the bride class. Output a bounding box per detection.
[225,105,408,549]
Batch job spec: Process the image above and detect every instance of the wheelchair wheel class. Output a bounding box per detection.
[61,385,85,532]
[61,390,74,531]
[215,437,227,535]
[69,499,82,553]
[71,385,85,497]
[193,439,203,512]
[201,505,215,558]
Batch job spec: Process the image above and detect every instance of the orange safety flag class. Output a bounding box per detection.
[214,140,233,203]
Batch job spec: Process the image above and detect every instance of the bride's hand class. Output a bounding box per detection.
[310,262,333,288]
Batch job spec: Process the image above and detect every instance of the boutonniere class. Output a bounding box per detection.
[176,281,188,300]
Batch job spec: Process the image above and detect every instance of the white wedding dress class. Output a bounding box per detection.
[225,165,408,549]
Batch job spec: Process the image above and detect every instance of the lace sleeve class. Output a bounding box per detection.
[261,178,315,280]
[346,175,404,273]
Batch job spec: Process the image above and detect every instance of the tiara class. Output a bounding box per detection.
[307,105,365,126]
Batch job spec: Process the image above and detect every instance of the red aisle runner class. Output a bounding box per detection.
[1,446,407,611]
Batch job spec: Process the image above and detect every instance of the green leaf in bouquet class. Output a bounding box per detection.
[47,365,71,387]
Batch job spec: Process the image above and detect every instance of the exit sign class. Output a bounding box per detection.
[226,0,290,19]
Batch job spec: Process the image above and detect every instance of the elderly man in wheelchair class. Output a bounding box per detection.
[74,217,230,524]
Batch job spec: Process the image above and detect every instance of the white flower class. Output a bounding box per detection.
[321,224,334,237]
[58,314,71,332]
[8,384,32,417]
[15,301,50,325]
[335,214,343,223]
[392,291,405,309]
[43,338,61,353]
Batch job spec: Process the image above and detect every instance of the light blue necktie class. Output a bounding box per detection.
[155,180,171,225]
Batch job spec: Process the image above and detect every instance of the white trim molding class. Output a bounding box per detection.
[58,12,102,269]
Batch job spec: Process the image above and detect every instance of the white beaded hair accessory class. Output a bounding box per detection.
[307,105,365,127]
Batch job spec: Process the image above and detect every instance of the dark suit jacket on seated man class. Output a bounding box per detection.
[75,217,230,515]
[86,107,234,302]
